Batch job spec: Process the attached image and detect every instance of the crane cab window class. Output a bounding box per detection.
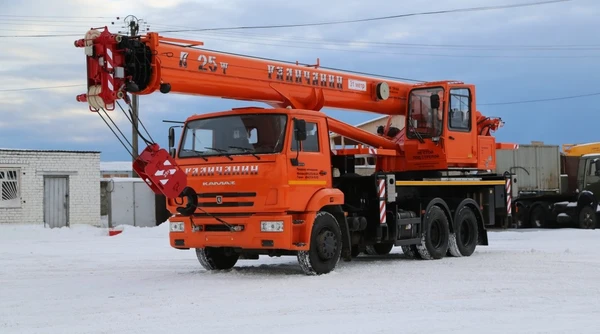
[448,88,471,131]
[407,87,443,138]
[291,121,320,152]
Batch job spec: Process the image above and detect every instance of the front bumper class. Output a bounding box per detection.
[168,214,307,251]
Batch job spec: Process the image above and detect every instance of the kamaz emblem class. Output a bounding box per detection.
[185,165,259,176]
[216,195,223,204]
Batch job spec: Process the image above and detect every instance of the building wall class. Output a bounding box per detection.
[0,149,101,226]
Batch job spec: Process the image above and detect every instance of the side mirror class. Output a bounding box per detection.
[430,94,440,109]
[168,127,175,148]
[293,119,307,141]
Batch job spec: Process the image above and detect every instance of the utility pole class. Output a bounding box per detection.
[116,15,149,177]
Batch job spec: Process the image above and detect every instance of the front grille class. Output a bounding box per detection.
[197,192,256,208]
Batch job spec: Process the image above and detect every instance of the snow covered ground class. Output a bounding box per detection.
[1,223,599,334]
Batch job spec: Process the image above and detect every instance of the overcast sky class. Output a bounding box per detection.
[0,0,598,161]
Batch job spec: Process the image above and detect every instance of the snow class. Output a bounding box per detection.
[1,223,600,333]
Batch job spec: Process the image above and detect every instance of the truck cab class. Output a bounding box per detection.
[552,153,600,228]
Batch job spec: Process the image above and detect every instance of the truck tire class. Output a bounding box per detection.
[578,205,597,229]
[448,206,478,257]
[195,247,239,271]
[365,243,394,255]
[417,205,450,260]
[297,211,342,275]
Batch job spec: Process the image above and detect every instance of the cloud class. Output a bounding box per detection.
[0,0,598,161]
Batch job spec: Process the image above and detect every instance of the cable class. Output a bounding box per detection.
[151,27,600,51]
[156,0,571,33]
[167,34,598,59]
[0,84,85,92]
[0,14,114,18]
[479,92,600,105]
[0,0,571,38]
[3,80,599,108]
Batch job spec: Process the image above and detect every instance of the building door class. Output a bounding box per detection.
[44,176,69,228]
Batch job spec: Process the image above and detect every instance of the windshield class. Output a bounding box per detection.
[178,113,287,158]
[407,87,444,138]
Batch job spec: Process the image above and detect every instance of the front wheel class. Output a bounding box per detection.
[297,211,342,275]
[196,247,239,271]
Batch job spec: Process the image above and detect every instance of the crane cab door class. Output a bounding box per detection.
[444,87,477,166]
[287,116,331,211]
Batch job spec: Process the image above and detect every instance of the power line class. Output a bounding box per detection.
[177,35,598,59]
[0,14,114,18]
[0,0,571,38]
[156,0,571,33]
[0,84,85,92]
[479,92,600,105]
[3,83,599,108]
[151,27,600,51]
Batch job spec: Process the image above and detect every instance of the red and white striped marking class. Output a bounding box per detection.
[506,177,512,215]
[104,47,115,105]
[378,178,386,224]
[369,147,378,155]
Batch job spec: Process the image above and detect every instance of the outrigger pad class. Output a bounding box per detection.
[132,143,188,199]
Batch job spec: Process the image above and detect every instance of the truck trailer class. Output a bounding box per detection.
[496,142,599,229]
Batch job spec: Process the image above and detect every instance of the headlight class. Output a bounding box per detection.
[261,221,284,232]
[170,222,185,232]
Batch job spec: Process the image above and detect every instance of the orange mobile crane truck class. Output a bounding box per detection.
[74,27,516,275]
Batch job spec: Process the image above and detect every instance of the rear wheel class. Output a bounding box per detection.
[297,211,342,275]
[448,206,479,257]
[417,205,450,260]
[196,247,239,271]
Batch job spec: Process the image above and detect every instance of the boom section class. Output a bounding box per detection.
[74,27,413,114]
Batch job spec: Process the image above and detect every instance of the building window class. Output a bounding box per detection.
[0,168,20,208]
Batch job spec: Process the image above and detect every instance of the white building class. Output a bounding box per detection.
[100,161,133,178]
[0,149,101,227]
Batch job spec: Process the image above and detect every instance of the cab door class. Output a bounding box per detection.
[287,116,331,211]
[444,87,476,166]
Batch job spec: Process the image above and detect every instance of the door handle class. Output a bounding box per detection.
[448,136,455,140]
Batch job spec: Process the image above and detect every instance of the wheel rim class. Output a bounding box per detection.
[316,229,338,260]
[459,220,473,247]
[430,219,443,249]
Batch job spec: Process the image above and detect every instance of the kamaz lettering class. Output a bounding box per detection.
[202,181,236,186]
[185,165,259,176]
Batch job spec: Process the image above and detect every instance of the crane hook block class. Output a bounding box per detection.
[132,143,188,199]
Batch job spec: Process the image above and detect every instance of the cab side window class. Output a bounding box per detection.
[448,88,471,131]
[291,121,320,152]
